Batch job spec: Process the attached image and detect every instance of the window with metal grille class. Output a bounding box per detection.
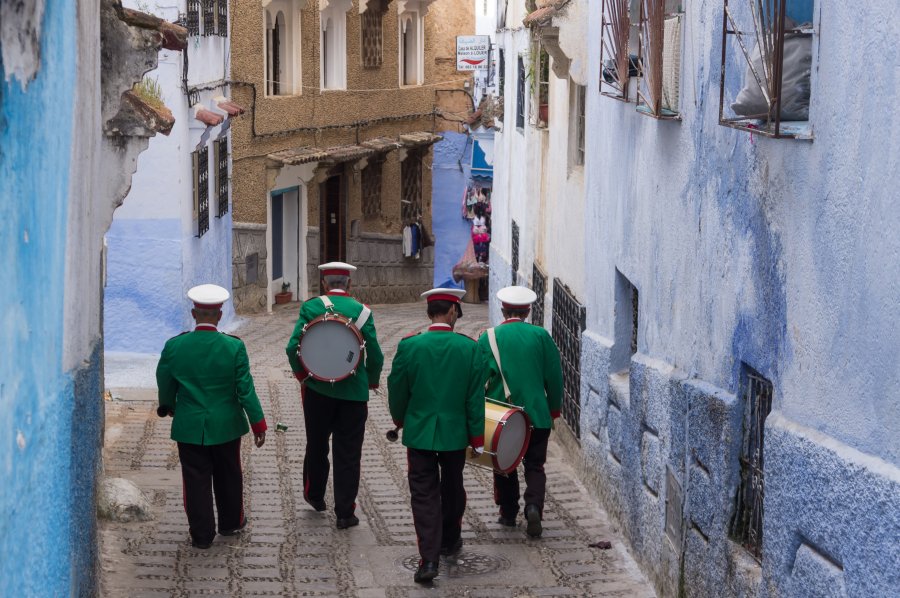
[719,0,814,139]
[531,262,547,327]
[187,0,201,36]
[532,44,550,128]
[600,0,640,101]
[552,279,586,439]
[729,367,774,560]
[361,2,386,68]
[510,220,519,284]
[636,1,683,119]
[202,0,215,35]
[215,137,229,217]
[361,158,383,218]
[401,149,423,223]
[498,49,506,99]
[571,83,586,166]
[193,146,210,237]
[217,0,228,36]
[516,55,526,129]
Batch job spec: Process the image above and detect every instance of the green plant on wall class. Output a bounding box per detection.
[132,76,165,110]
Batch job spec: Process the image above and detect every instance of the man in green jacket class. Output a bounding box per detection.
[477,285,563,538]
[156,284,268,549]
[285,262,384,529]
[388,288,485,584]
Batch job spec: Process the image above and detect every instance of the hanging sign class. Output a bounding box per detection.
[456,35,491,71]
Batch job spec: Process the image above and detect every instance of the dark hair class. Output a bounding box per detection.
[501,307,530,320]
[427,300,455,318]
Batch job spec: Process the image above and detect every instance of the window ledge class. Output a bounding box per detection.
[720,118,813,140]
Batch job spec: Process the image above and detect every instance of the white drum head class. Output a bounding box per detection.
[495,409,528,472]
[299,319,362,380]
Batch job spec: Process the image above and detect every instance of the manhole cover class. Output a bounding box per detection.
[399,552,511,577]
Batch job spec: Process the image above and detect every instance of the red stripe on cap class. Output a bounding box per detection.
[501,302,530,309]
[427,293,461,303]
[193,302,224,309]
[322,269,350,276]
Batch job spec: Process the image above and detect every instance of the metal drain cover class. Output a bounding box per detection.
[399,552,511,577]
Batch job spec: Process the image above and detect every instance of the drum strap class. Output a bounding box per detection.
[320,295,371,331]
[486,328,512,400]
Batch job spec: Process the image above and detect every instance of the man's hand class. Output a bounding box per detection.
[469,445,485,459]
[254,431,266,448]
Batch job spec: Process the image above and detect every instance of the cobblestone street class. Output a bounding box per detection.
[100,302,655,597]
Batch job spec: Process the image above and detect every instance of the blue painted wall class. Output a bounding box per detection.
[431,131,474,289]
[573,0,900,595]
[0,0,98,594]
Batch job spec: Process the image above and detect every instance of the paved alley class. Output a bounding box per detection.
[100,302,655,598]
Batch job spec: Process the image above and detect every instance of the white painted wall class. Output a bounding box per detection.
[491,0,587,328]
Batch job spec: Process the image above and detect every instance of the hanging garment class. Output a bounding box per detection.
[402,225,412,257]
[410,223,421,259]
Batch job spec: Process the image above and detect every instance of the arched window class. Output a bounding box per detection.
[396,0,435,87]
[264,0,305,96]
[320,0,351,90]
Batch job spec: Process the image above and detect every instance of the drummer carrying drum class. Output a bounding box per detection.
[285,262,384,530]
[387,288,485,584]
[477,286,564,538]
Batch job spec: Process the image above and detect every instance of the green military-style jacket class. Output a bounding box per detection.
[156,327,266,445]
[388,325,485,451]
[285,292,384,402]
[477,320,564,429]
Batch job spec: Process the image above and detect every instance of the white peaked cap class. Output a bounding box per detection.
[318,262,358,275]
[420,288,466,303]
[496,285,537,307]
[188,284,230,308]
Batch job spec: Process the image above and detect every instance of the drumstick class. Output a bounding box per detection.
[385,427,400,442]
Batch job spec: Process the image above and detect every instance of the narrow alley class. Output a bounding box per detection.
[99,302,654,597]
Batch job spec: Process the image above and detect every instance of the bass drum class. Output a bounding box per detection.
[468,400,532,474]
[298,313,365,382]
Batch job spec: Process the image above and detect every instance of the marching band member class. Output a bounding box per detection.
[285,262,384,529]
[477,286,563,538]
[156,284,267,549]
[388,288,485,584]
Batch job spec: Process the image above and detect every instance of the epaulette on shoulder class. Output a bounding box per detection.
[177,331,190,337]
[401,331,421,340]
[455,332,476,342]
[224,333,242,340]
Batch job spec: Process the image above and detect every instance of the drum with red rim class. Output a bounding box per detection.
[467,399,532,474]
[298,312,365,382]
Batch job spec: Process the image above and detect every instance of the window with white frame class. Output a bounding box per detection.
[570,83,586,166]
[321,0,352,90]
[264,0,305,96]
[397,0,436,87]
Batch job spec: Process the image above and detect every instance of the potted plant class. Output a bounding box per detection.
[275,281,292,304]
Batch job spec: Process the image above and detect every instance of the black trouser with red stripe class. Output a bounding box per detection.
[494,427,552,519]
[407,448,467,563]
[178,438,244,545]
[301,385,368,518]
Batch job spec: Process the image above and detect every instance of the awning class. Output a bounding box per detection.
[399,132,443,148]
[267,144,374,166]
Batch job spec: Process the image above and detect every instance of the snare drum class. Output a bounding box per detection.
[468,400,532,474]
[298,312,365,382]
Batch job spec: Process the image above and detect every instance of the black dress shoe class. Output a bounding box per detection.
[192,540,213,549]
[440,537,463,557]
[336,515,359,529]
[497,514,517,527]
[305,496,327,512]
[219,517,248,536]
[414,560,439,584]
[525,504,543,538]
